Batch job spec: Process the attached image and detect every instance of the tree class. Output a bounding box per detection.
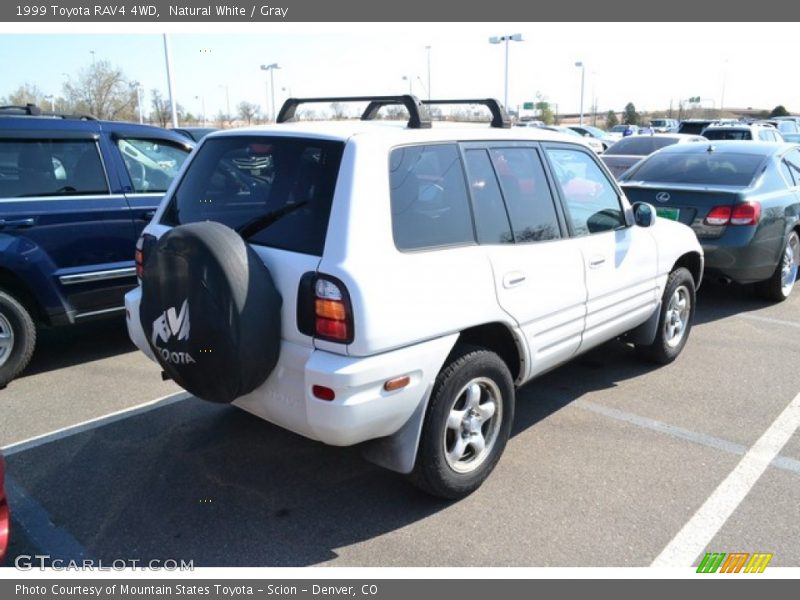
[62,60,137,121]
[533,92,555,125]
[237,101,260,125]
[623,102,639,125]
[605,110,619,128]
[1,83,48,108]
[770,105,790,118]
[150,89,170,127]
[330,102,347,120]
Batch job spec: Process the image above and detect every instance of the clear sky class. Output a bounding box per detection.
[0,23,796,119]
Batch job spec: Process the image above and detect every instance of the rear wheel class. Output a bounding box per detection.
[636,267,695,365]
[759,231,799,302]
[409,346,514,500]
[0,290,36,388]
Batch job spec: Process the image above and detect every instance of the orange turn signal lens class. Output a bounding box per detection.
[384,376,410,392]
[315,299,346,321]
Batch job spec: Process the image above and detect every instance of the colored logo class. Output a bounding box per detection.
[696,552,773,573]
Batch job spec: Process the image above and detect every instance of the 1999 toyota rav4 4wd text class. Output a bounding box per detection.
[125,96,703,498]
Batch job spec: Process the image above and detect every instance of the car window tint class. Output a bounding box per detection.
[629,152,764,186]
[489,148,561,242]
[605,136,678,156]
[117,138,190,193]
[162,136,344,257]
[463,149,512,244]
[546,148,625,236]
[704,129,751,141]
[389,144,474,250]
[783,149,800,186]
[0,139,107,198]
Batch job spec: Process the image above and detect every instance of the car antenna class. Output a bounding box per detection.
[706,144,715,153]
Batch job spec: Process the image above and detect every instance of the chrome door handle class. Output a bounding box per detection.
[588,256,606,268]
[502,272,527,288]
[0,217,35,229]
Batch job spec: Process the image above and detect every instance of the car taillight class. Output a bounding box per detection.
[297,273,354,344]
[730,202,761,226]
[705,206,732,226]
[135,233,157,282]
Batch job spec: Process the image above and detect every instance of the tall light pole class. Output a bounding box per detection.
[218,84,230,123]
[575,61,585,126]
[130,81,144,124]
[401,75,413,94]
[489,33,523,112]
[720,59,728,120]
[425,45,432,100]
[44,95,55,112]
[163,34,179,128]
[260,63,280,122]
[195,95,206,126]
[90,50,96,64]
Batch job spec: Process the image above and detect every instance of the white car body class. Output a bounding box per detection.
[126,118,703,475]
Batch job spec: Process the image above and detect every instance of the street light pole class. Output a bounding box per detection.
[218,84,230,123]
[489,34,523,112]
[425,45,432,100]
[401,75,413,94]
[575,61,585,126]
[162,34,179,128]
[260,63,281,122]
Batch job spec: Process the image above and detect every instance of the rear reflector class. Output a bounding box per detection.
[312,385,335,401]
[384,376,411,392]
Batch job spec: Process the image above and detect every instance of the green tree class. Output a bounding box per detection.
[62,60,137,121]
[605,110,619,128]
[623,102,639,125]
[534,92,555,125]
[770,105,790,118]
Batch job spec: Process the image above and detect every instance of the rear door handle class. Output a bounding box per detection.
[502,271,527,288]
[588,255,606,268]
[0,217,35,230]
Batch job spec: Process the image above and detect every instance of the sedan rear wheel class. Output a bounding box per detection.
[760,231,799,302]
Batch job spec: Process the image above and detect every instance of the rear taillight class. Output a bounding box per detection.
[705,203,761,227]
[135,233,157,282]
[297,273,354,344]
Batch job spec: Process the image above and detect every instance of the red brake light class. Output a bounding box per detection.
[705,206,732,226]
[730,202,761,226]
[135,233,157,281]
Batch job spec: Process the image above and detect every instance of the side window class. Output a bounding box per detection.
[463,149,512,244]
[758,130,772,141]
[0,139,107,198]
[488,148,561,242]
[389,144,474,250]
[546,147,625,236]
[783,149,800,187]
[117,138,190,193]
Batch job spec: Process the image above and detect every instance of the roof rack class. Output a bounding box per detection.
[0,103,97,121]
[278,95,431,129]
[276,95,512,129]
[422,99,510,129]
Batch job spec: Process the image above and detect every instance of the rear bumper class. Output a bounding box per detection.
[700,228,780,284]
[125,286,457,446]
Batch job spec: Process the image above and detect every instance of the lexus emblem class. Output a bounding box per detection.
[655,192,670,203]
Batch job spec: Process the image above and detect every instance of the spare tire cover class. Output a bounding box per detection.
[140,222,282,403]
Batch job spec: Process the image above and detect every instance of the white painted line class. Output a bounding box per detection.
[736,313,800,329]
[651,391,800,567]
[1,391,192,456]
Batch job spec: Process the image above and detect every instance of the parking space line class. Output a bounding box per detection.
[1,391,191,456]
[5,475,89,560]
[651,391,800,567]
[736,313,800,329]
[574,400,800,477]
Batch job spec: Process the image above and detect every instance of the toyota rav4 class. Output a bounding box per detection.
[125,96,703,499]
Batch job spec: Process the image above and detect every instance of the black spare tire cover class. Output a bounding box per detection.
[140,222,282,404]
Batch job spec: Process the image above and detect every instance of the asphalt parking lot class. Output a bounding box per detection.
[1,282,798,567]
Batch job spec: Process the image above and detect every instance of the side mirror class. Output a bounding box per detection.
[632,202,656,227]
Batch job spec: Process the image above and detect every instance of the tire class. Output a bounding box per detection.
[636,267,695,365]
[409,346,514,500]
[0,290,36,388]
[758,231,799,303]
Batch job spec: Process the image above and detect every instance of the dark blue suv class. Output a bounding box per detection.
[0,104,194,387]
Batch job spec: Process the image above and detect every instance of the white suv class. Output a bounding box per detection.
[125,96,703,499]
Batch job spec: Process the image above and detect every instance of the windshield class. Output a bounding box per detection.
[625,152,765,186]
[161,136,345,256]
[605,136,679,156]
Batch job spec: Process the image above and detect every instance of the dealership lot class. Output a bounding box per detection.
[1,282,798,567]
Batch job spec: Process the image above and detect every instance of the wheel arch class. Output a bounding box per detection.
[672,251,704,290]
[0,268,46,324]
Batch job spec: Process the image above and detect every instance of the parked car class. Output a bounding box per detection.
[539,125,605,153]
[620,141,799,301]
[607,124,637,138]
[649,118,679,133]
[769,116,800,135]
[0,105,194,387]
[171,127,219,142]
[514,119,544,128]
[567,124,617,151]
[601,133,707,179]
[125,95,702,499]
[0,453,8,563]
[783,133,800,144]
[678,119,718,135]
[702,123,784,142]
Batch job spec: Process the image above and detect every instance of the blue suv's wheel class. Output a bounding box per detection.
[0,291,36,388]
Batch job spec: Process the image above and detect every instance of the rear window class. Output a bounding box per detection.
[678,122,710,135]
[389,144,474,250]
[161,136,344,256]
[626,152,766,186]
[703,129,752,141]
[605,136,679,156]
